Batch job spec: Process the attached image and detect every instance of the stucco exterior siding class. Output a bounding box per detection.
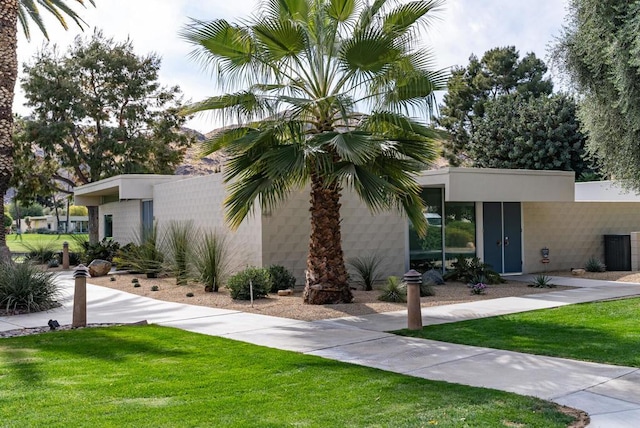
[100,200,141,244]
[152,174,263,271]
[523,202,640,273]
[262,187,407,285]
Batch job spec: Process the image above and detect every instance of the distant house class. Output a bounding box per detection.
[15,215,89,234]
[74,168,640,283]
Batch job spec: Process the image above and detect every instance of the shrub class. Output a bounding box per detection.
[444,256,504,285]
[528,274,556,288]
[227,267,271,300]
[0,262,59,313]
[23,242,57,264]
[164,221,195,285]
[73,236,120,263]
[267,265,296,293]
[347,253,383,291]
[151,285,159,292]
[378,276,407,303]
[193,230,231,292]
[585,257,606,273]
[47,256,60,268]
[468,282,487,295]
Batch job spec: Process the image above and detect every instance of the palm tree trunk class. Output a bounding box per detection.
[0,0,18,263]
[303,173,353,304]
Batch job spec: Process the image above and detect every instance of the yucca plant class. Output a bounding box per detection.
[378,276,407,303]
[23,242,57,264]
[585,257,606,273]
[348,253,383,291]
[117,224,165,278]
[193,230,231,292]
[0,261,59,313]
[528,274,555,288]
[164,220,196,285]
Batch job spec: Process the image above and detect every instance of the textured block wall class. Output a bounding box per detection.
[523,202,640,273]
[100,200,141,244]
[152,174,263,270]
[262,187,407,285]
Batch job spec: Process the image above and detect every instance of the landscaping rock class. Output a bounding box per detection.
[571,268,586,276]
[88,259,112,277]
[423,269,445,285]
[277,289,293,296]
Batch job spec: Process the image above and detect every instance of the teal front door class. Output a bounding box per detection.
[483,202,522,274]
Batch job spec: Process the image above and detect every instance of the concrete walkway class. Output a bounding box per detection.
[2,273,640,427]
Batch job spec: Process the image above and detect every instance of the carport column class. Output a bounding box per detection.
[72,265,90,328]
[404,270,423,330]
[62,241,70,269]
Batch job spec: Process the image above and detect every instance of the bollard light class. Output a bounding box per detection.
[74,264,90,278]
[404,269,423,330]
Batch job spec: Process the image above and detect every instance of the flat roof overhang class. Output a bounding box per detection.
[74,174,184,206]
[575,180,640,202]
[417,167,575,202]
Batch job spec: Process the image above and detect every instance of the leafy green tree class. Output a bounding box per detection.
[4,209,12,230]
[182,0,446,304]
[0,0,95,261]
[468,93,593,174]
[68,205,88,216]
[18,31,192,243]
[438,46,553,164]
[554,0,640,188]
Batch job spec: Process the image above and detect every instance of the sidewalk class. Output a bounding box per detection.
[2,273,640,427]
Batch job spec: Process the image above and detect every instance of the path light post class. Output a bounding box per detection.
[72,264,90,328]
[62,241,70,269]
[404,269,423,330]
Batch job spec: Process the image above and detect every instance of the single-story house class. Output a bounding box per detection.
[15,215,89,234]
[74,168,640,283]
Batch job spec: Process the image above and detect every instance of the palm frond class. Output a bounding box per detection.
[18,0,94,41]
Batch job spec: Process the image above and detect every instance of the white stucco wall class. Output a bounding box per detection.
[261,187,407,285]
[523,202,640,273]
[99,200,141,244]
[152,174,263,272]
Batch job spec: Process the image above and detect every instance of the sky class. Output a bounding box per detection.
[13,0,569,134]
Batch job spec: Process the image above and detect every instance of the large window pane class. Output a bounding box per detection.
[409,188,443,271]
[444,202,476,267]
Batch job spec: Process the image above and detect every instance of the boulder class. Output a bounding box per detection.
[423,269,445,285]
[88,259,112,277]
[277,289,293,296]
[571,268,586,276]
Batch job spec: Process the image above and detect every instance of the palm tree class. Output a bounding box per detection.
[0,0,95,261]
[182,0,447,304]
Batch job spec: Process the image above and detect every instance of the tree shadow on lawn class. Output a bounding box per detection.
[0,325,190,385]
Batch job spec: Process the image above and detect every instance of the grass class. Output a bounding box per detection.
[397,297,640,367]
[6,233,87,253]
[0,325,574,427]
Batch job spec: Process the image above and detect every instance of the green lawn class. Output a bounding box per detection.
[6,233,87,253]
[0,325,574,427]
[397,297,640,367]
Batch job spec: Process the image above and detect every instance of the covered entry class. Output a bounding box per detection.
[413,168,575,273]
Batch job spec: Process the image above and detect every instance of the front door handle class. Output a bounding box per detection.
[496,239,501,246]
[504,236,510,247]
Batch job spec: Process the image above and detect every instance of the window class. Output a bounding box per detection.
[409,189,476,272]
[104,215,113,238]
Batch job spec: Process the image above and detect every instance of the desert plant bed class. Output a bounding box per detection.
[85,273,571,321]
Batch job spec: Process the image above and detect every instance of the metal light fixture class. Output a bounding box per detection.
[541,247,550,258]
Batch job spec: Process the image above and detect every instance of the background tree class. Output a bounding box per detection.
[19,31,192,243]
[0,0,95,261]
[467,93,593,175]
[554,0,640,187]
[182,0,447,304]
[438,46,553,164]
